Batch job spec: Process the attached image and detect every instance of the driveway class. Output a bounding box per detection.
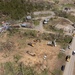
[63,36,75,75]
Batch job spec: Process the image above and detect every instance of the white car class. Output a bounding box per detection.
[43,20,48,24]
[72,51,75,55]
[43,18,49,24]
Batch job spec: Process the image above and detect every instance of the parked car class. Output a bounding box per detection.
[43,20,48,24]
[66,55,71,62]
[61,65,65,71]
[73,34,75,37]
[43,18,49,24]
[72,51,75,55]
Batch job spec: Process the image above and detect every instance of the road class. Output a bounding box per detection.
[63,36,75,75]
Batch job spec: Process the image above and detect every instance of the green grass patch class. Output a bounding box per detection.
[58,52,65,59]
[23,30,37,38]
[34,13,51,17]
[33,20,40,26]
[67,14,75,23]
[53,69,62,75]
[14,54,22,63]
[62,4,75,8]
[0,62,49,75]
[44,25,63,33]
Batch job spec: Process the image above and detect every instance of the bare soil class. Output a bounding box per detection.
[0,32,65,74]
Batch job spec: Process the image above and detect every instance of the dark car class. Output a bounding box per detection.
[61,65,65,71]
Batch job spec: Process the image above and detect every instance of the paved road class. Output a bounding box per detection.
[63,36,75,75]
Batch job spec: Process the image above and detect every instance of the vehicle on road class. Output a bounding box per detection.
[73,34,75,37]
[66,55,71,62]
[61,65,65,71]
[72,51,75,55]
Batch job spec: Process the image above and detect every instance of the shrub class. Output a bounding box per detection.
[24,30,37,38]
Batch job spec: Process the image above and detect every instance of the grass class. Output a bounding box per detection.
[4,62,16,75]
[53,69,62,75]
[0,62,49,75]
[54,8,75,23]
[23,30,37,38]
[67,14,75,23]
[34,13,51,17]
[8,28,72,49]
[7,28,20,36]
[40,69,48,75]
[14,54,22,63]
[33,20,40,26]
[44,24,63,34]
[62,3,75,8]
[58,52,65,59]
[56,35,72,49]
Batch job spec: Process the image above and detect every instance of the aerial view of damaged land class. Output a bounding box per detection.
[1,0,75,75]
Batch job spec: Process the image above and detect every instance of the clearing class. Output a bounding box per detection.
[0,30,66,75]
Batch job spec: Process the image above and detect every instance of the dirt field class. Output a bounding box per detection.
[0,31,66,75]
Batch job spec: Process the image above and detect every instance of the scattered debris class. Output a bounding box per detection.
[43,54,47,60]
[26,51,36,56]
[60,49,65,52]
[33,39,41,43]
[47,39,57,47]
[26,16,32,20]
[28,42,34,47]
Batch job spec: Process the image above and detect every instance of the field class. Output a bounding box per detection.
[0,30,66,75]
